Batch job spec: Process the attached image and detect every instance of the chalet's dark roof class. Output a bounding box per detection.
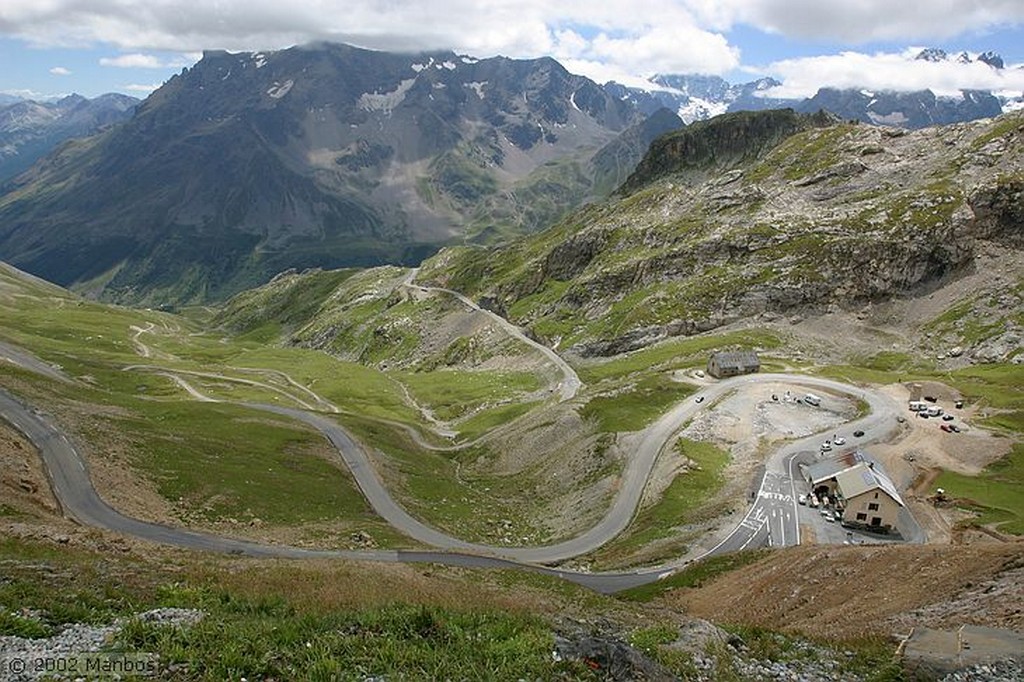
[709,350,760,368]
[835,463,905,507]
[800,451,905,507]
[802,450,864,484]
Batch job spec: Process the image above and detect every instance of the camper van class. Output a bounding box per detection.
[909,401,926,412]
[804,393,821,407]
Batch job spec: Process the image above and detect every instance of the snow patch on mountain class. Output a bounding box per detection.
[678,97,727,124]
[266,80,293,99]
[359,79,416,113]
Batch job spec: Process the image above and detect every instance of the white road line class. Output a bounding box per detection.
[740,519,768,551]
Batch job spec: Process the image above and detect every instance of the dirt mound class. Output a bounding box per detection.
[658,544,1024,640]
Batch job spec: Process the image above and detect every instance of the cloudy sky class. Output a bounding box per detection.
[2,0,1023,100]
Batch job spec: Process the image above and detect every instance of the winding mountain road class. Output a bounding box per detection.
[0,334,905,592]
[402,269,581,401]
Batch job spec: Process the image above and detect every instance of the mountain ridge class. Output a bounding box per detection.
[0,43,652,304]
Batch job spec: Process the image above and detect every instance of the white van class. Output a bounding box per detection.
[926,405,943,417]
[909,401,926,412]
[804,393,821,406]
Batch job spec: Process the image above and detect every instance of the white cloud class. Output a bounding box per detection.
[100,53,162,68]
[1,88,58,100]
[0,0,742,81]
[121,82,164,93]
[762,49,1024,99]
[589,25,739,76]
[4,0,1022,93]
[49,66,70,75]
[684,0,1024,42]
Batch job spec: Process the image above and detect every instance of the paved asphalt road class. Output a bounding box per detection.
[1,341,907,593]
[402,268,582,401]
[0,340,70,383]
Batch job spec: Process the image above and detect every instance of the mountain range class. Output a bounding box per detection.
[0,42,1019,306]
[611,48,1016,126]
[0,43,676,303]
[0,92,139,182]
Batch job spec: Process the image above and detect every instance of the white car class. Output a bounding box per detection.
[820,443,832,452]
[834,437,846,446]
[798,494,807,506]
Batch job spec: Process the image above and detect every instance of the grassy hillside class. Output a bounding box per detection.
[0,261,556,544]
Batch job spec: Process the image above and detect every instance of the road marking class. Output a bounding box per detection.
[740,519,767,551]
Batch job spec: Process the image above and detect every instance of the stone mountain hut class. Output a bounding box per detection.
[707,350,760,378]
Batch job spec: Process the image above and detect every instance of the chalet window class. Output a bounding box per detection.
[868,503,879,511]
[856,512,867,521]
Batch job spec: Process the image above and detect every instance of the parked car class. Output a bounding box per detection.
[950,424,961,433]
[955,400,964,409]
[834,437,846,446]
[940,424,951,432]
[853,430,865,437]
[695,396,704,403]
[809,495,819,508]
[798,494,807,506]
[942,414,954,421]
[897,416,906,423]
[924,395,937,402]
[820,443,832,452]
[918,412,929,419]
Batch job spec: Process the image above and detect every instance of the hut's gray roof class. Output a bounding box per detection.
[710,350,760,368]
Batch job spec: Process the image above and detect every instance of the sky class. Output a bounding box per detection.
[2,0,1024,101]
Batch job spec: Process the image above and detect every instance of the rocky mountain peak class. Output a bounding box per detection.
[914,47,1004,70]
[620,108,838,194]
[915,48,949,63]
[977,51,1005,69]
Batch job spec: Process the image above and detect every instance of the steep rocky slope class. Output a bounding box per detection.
[666,544,1024,641]
[422,110,1024,357]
